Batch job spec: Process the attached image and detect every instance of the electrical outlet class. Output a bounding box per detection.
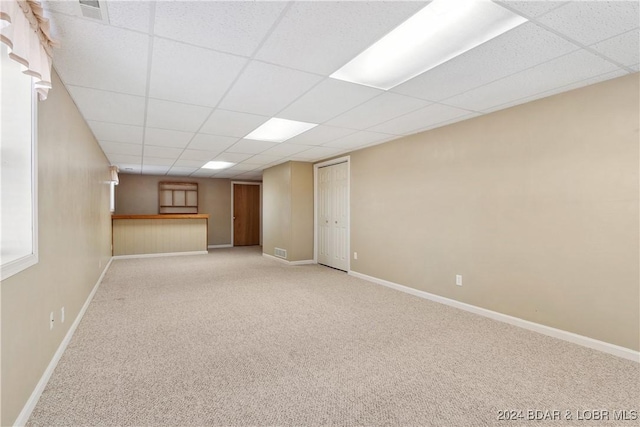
[456,275,463,286]
[354,252,358,260]
[61,307,65,323]
[50,312,54,330]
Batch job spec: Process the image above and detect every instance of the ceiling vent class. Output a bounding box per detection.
[79,0,109,23]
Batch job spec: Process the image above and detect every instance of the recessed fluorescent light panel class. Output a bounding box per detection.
[245,118,318,143]
[330,0,527,90]
[202,161,235,170]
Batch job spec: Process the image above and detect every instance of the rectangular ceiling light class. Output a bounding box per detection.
[202,161,235,170]
[330,0,527,90]
[244,118,318,143]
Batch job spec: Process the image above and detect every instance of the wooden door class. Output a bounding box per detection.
[317,162,348,271]
[233,184,260,246]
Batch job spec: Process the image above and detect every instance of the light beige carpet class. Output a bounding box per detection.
[28,247,638,426]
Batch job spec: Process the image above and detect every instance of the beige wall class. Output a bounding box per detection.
[290,162,314,261]
[115,174,232,246]
[263,161,313,261]
[1,70,112,425]
[263,163,292,257]
[349,74,639,351]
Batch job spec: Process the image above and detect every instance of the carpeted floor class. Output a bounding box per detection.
[28,247,639,426]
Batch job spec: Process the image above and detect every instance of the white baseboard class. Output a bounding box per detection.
[262,253,315,266]
[112,250,208,260]
[348,270,639,363]
[13,257,114,427]
[208,244,232,249]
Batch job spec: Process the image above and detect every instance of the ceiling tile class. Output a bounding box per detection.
[100,141,143,156]
[149,38,247,107]
[226,140,277,154]
[484,68,629,113]
[279,79,383,124]
[495,1,569,18]
[117,164,142,174]
[444,50,620,112]
[190,170,216,178]
[285,125,357,146]
[323,131,393,150]
[143,157,176,166]
[167,167,198,176]
[290,146,347,161]
[87,121,143,144]
[590,29,640,67]
[200,109,269,138]
[211,171,241,179]
[218,61,323,116]
[50,14,149,96]
[142,165,170,175]
[631,64,640,72]
[228,163,260,172]
[391,23,579,102]
[146,99,212,132]
[173,159,208,168]
[108,154,142,164]
[179,150,220,161]
[326,93,430,130]
[243,154,282,165]
[106,1,152,33]
[67,86,146,126]
[187,134,239,151]
[369,104,476,135]
[255,1,426,74]
[42,1,80,15]
[212,152,254,163]
[154,1,288,56]
[144,128,194,148]
[259,143,313,157]
[143,145,183,159]
[536,1,639,46]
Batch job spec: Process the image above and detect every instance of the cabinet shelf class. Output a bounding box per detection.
[158,182,198,214]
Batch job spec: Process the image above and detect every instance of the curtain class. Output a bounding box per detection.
[0,0,57,100]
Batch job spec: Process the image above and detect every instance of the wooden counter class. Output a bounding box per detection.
[112,214,209,257]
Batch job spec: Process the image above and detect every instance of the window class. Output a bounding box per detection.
[0,42,38,280]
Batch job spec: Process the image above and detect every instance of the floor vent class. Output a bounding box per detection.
[274,248,287,259]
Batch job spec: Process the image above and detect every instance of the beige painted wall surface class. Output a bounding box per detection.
[350,73,639,351]
[1,71,112,425]
[290,162,314,261]
[263,163,292,258]
[115,174,232,246]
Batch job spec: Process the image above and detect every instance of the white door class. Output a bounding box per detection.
[317,162,348,271]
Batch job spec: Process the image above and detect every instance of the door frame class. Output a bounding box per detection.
[230,181,262,247]
[313,156,350,272]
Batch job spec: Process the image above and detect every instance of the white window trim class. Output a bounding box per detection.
[0,87,38,281]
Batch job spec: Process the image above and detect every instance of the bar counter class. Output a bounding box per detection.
[112,214,209,257]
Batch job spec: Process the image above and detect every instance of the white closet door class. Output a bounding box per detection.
[318,162,348,271]
[317,165,331,266]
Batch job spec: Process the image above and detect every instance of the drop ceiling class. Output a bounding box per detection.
[42,0,639,180]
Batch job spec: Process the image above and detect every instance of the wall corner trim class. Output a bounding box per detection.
[262,253,315,265]
[348,270,640,363]
[13,258,115,427]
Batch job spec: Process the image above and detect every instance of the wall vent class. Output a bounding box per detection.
[274,248,287,259]
[79,0,109,23]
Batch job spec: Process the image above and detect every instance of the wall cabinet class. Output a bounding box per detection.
[159,182,198,214]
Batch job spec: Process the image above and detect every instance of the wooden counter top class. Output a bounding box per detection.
[112,214,209,220]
